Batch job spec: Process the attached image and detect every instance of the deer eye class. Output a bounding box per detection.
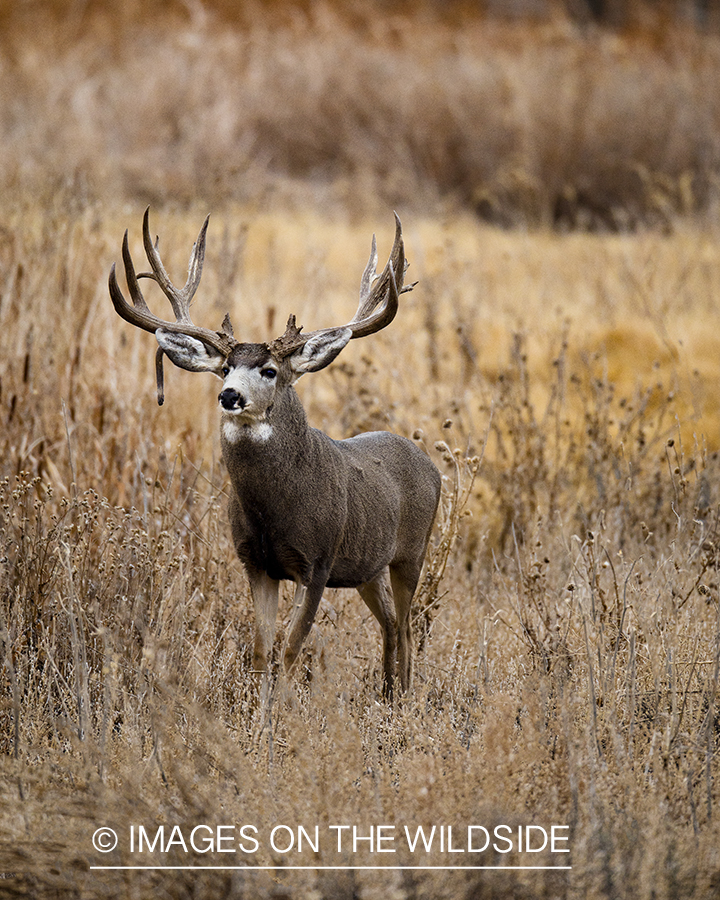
[261,367,277,380]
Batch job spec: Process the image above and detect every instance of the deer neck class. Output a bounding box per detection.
[220,384,311,473]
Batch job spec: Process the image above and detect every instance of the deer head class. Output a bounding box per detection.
[108,208,413,410]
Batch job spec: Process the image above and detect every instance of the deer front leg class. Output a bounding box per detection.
[247,567,280,674]
[283,571,328,674]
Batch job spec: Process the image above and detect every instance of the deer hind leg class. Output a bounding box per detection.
[357,568,397,698]
[389,561,422,694]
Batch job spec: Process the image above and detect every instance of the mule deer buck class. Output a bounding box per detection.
[109,209,441,696]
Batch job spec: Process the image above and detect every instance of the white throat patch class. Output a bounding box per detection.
[223,418,273,444]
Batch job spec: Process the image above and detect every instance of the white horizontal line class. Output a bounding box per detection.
[90,865,572,871]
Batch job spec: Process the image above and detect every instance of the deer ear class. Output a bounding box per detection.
[156,328,226,376]
[288,327,352,380]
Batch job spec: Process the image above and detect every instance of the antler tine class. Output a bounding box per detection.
[347,212,408,338]
[357,233,379,314]
[139,206,208,323]
[108,230,161,333]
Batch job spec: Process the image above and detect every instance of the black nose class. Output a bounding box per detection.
[219,388,245,410]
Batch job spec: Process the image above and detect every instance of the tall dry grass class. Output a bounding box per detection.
[1,200,720,898]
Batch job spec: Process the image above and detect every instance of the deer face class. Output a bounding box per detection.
[218,344,282,421]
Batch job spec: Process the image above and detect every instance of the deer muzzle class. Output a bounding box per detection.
[219,387,246,411]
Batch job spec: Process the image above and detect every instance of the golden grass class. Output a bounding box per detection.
[1,200,720,898]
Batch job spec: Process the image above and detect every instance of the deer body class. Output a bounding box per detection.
[109,210,440,695]
[223,418,424,590]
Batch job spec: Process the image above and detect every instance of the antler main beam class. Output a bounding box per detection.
[270,213,414,358]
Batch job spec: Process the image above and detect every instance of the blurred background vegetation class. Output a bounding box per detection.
[1,0,719,229]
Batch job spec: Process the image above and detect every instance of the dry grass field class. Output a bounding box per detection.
[2,3,720,898]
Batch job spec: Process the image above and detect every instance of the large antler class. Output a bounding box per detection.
[270,213,414,358]
[109,208,236,404]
